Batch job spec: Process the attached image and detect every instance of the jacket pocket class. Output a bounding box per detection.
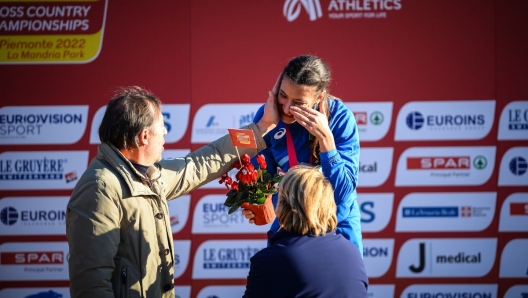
[111,258,129,298]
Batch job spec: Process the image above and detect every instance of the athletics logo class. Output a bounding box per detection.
[283,0,322,22]
[406,111,424,130]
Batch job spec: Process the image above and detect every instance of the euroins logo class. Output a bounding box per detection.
[405,111,485,131]
[509,156,527,176]
[283,0,322,22]
[0,206,18,225]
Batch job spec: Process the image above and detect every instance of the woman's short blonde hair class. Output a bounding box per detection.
[276,166,337,236]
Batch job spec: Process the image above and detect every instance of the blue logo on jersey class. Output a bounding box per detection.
[406,111,424,130]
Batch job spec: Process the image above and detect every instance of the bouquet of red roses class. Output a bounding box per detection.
[219,153,282,224]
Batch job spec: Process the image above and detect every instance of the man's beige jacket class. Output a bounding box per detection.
[66,124,266,298]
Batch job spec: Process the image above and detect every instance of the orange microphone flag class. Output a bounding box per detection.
[228,128,257,148]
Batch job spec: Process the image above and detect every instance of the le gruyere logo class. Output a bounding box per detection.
[0,0,108,64]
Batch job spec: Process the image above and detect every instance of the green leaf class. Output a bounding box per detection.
[228,201,243,214]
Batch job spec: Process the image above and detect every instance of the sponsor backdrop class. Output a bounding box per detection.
[0,0,526,297]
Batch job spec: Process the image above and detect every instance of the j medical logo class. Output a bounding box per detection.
[395,100,495,141]
[396,192,495,232]
[401,284,498,298]
[191,104,261,143]
[0,197,68,235]
[499,193,528,232]
[504,285,528,298]
[167,195,190,234]
[173,240,191,279]
[0,288,70,298]
[498,147,528,186]
[396,238,497,277]
[358,147,393,187]
[345,102,393,141]
[192,240,266,279]
[192,195,269,234]
[395,147,496,186]
[197,286,245,298]
[362,239,393,278]
[0,151,88,190]
[0,242,69,281]
[283,0,322,22]
[89,104,190,144]
[0,106,88,145]
[499,239,528,278]
[498,101,528,140]
[358,193,393,233]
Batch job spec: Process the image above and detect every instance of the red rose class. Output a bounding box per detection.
[241,154,251,166]
[231,181,239,191]
[233,161,241,169]
[256,154,267,169]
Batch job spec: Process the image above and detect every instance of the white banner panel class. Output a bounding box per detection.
[0,106,88,145]
[498,101,528,140]
[400,284,498,298]
[396,238,497,277]
[0,288,70,298]
[192,240,265,279]
[0,151,88,190]
[173,240,191,279]
[363,239,394,278]
[90,104,190,144]
[191,104,261,143]
[192,195,271,234]
[0,242,69,281]
[358,193,393,233]
[0,197,68,235]
[395,100,495,140]
[395,146,496,186]
[498,147,528,186]
[396,192,496,232]
[344,102,393,141]
[499,239,528,278]
[197,286,245,298]
[168,195,190,234]
[499,193,528,232]
[358,147,393,187]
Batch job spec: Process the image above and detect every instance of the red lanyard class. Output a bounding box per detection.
[285,125,298,167]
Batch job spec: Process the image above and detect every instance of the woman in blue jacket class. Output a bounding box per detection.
[243,166,368,298]
[244,55,363,256]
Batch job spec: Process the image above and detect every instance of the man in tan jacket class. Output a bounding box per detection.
[66,86,278,298]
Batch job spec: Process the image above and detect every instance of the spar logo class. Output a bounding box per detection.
[0,252,63,265]
[396,238,497,277]
[396,147,496,186]
[283,0,322,21]
[395,101,495,140]
[406,156,488,170]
